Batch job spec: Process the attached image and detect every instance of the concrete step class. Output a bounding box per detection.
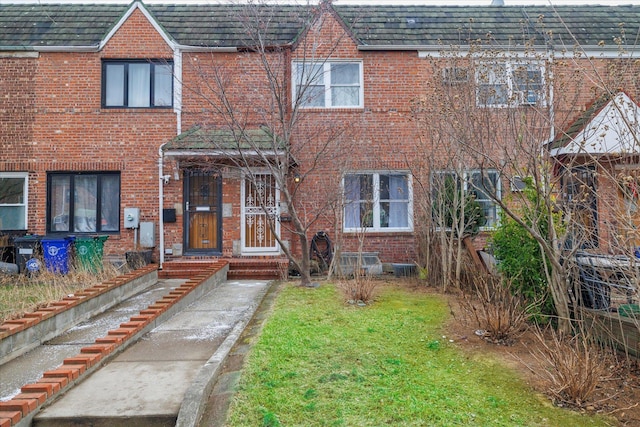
[160,258,287,280]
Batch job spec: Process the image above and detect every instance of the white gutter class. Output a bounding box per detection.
[175,45,237,53]
[164,149,286,157]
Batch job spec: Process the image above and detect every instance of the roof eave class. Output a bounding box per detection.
[163,149,286,157]
[34,45,101,53]
[175,44,238,53]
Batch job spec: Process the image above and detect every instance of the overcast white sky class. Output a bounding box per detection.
[2,0,640,4]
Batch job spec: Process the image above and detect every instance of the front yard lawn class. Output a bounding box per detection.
[226,282,611,426]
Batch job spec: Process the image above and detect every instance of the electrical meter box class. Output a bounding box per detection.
[124,208,140,229]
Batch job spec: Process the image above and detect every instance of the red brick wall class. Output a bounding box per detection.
[4,6,640,266]
[0,8,176,260]
[0,54,37,165]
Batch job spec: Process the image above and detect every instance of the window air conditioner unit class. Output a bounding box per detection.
[511,176,527,192]
[443,67,469,85]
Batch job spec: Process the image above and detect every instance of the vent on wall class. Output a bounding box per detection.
[511,176,527,192]
[442,67,469,85]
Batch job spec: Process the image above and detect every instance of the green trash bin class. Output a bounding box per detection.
[75,235,108,272]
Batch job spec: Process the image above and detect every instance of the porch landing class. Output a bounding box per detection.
[159,257,289,280]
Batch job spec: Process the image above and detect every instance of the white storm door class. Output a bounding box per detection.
[241,172,280,253]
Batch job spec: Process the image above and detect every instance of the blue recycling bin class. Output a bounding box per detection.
[41,236,75,274]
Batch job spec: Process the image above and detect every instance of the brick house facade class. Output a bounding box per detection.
[2,1,640,270]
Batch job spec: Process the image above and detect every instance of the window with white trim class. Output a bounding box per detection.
[476,62,544,107]
[467,170,501,229]
[294,61,363,108]
[102,60,173,108]
[431,170,501,230]
[344,172,411,231]
[0,172,28,230]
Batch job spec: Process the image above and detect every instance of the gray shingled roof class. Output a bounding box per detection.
[0,4,127,47]
[335,5,640,48]
[0,3,639,50]
[163,125,284,151]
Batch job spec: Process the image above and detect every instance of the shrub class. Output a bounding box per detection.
[491,178,557,321]
[529,326,615,407]
[460,274,529,344]
[491,214,554,320]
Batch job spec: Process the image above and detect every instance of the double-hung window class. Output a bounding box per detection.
[344,172,411,231]
[47,172,121,233]
[467,170,501,229]
[476,62,544,107]
[0,172,28,231]
[294,61,363,108]
[430,170,501,230]
[102,60,173,108]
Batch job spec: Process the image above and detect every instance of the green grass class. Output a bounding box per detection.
[226,283,613,427]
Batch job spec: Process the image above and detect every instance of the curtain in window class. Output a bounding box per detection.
[105,64,125,107]
[101,175,120,231]
[128,63,150,107]
[74,175,97,232]
[344,175,361,228]
[50,175,70,232]
[386,175,409,228]
[154,64,172,107]
[344,174,374,228]
[331,63,359,106]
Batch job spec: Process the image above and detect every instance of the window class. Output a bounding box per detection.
[563,166,598,248]
[344,172,411,231]
[476,62,544,107]
[467,170,501,229]
[430,170,501,231]
[47,172,120,233]
[0,172,28,230]
[294,61,363,108]
[102,60,173,108]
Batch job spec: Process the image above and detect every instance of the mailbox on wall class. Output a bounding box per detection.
[124,208,140,229]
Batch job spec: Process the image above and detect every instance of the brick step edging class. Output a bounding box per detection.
[0,265,158,365]
[0,261,229,427]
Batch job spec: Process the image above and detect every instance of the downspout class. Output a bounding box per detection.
[158,47,183,269]
[159,143,167,270]
[547,51,555,143]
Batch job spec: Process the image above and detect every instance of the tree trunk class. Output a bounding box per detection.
[548,266,573,334]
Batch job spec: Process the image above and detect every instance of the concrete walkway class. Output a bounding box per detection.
[31,279,271,427]
[0,278,178,402]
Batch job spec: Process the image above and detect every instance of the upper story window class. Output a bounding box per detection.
[102,60,173,108]
[0,172,28,231]
[476,62,544,108]
[294,61,363,108]
[47,172,120,234]
[344,172,412,232]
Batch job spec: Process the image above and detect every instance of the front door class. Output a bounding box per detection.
[184,170,222,254]
[241,172,279,254]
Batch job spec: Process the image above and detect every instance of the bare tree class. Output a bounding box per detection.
[411,16,640,332]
